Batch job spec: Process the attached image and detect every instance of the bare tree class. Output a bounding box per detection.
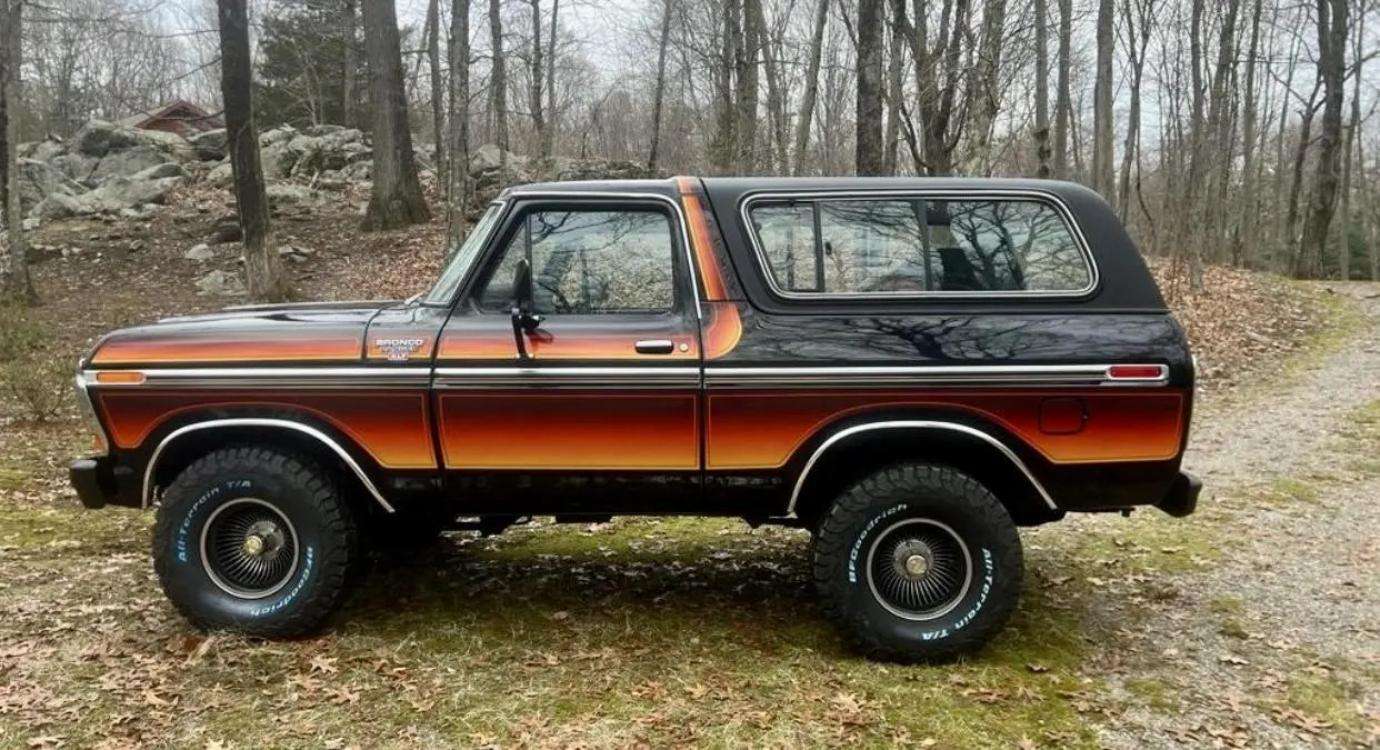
[735,0,763,173]
[1,0,35,304]
[883,0,907,175]
[448,0,472,244]
[965,0,1008,174]
[1337,0,1366,280]
[529,0,547,164]
[855,0,884,175]
[361,0,431,231]
[1117,0,1157,218]
[1053,0,1072,177]
[342,0,357,128]
[489,0,509,175]
[1033,0,1052,179]
[544,0,558,160]
[218,0,291,302]
[1091,0,1116,197]
[1237,0,1265,265]
[648,0,674,171]
[428,0,446,184]
[792,0,830,175]
[1297,0,1349,278]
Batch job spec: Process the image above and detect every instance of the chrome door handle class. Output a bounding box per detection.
[635,339,675,355]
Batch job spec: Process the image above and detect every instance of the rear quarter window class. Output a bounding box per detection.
[745,195,1095,296]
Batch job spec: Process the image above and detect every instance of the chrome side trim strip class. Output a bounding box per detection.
[434,366,701,389]
[83,368,431,389]
[141,418,395,513]
[707,364,1168,388]
[786,420,1058,516]
[502,189,704,320]
[738,188,1100,301]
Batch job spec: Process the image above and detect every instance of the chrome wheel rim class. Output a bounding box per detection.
[865,518,973,621]
[200,498,300,599]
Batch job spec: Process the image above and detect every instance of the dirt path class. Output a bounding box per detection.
[1080,283,1380,748]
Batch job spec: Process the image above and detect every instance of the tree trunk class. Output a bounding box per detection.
[1296,0,1347,279]
[1337,1,1364,281]
[761,22,790,173]
[0,0,34,304]
[448,0,472,245]
[1183,0,1206,289]
[710,0,739,174]
[218,0,291,302]
[1033,0,1051,179]
[792,0,829,175]
[489,0,509,176]
[1091,0,1115,197]
[1203,0,1241,256]
[1237,0,1263,267]
[647,0,674,172]
[362,0,431,231]
[544,0,558,160]
[855,0,884,175]
[1053,0,1072,178]
[735,0,762,173]
[342,0,358,128]
[529,0,547,164]
[1117,0,1153,220]
[966,0,1007,175]
[882,0,906,175]
[427,0,446,185]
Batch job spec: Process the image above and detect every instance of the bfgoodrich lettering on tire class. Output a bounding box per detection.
[812,462,1023,662]
[152,446,362,638]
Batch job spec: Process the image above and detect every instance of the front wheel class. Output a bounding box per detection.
[812,462,1023,662]
[152,446,362,638]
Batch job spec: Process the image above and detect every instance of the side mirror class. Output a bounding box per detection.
[510,258,542,360]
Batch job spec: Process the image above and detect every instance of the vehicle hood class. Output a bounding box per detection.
[87,300,403,367]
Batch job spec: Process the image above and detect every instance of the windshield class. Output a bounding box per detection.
[423,202,504,304]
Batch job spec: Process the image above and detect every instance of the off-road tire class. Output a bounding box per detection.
[152,446,362,638]
[812,462,1023,662]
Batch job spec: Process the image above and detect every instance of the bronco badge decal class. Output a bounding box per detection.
[373,338,428,362]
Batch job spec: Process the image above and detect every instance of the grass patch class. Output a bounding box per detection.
[1125,677,1180,711]
[1282,672,1369,741]
[1265,477,1321,506]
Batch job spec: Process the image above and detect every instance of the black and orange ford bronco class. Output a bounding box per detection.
[71,177,1198,661]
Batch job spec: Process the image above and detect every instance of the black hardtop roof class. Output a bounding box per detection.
[501,175,1165,312]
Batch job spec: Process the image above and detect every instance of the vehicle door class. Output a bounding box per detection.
[433,194,703,512]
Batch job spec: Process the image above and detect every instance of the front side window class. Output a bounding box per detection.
[747,196,1093,295]
[476,208,677,314]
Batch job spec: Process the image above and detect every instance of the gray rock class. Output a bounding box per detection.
[184,243,215,261]
[49,153,99,185]
[73,119,194,162]
[92,146,174,182]
[260,125,298,148]
[132,162,189,181]
[470,143,523,173]
[266,183,321,207]
[277,244,316,263]
[207,161,235,187]
[304,124,345,137]
[83,176,183,213]
[342,160,373,182]
[16,158,85,211]
[189,129,227,161]
[196,269,246,297]
[31,193,92,220]
[21,139,65,163]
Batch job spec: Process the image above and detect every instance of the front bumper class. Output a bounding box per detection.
[1155,471,1202,517]
[70,456,140,509]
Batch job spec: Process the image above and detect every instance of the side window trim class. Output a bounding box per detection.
[738,189,1100,300]
[464,198,692,317]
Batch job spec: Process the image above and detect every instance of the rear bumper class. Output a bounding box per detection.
[1155,470,1201,517]
[70,456,141,510]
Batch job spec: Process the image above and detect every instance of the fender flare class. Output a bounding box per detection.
[141,418,396,513]
[786,420,1058,516]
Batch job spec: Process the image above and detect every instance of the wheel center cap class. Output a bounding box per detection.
[242,534,266,556]
[904,554,929,577]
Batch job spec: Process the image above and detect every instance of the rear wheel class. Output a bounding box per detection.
[152,446,362,638]
[812,462,1023,662]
